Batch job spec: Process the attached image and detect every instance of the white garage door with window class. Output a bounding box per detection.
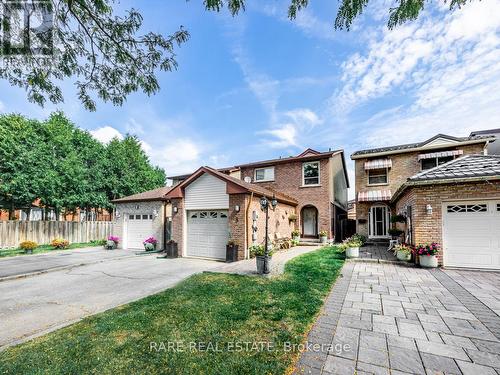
[187,210,228,259]
[443,200,500,269]
[126,214,154,249]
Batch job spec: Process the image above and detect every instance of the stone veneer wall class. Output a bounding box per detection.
[113,200,166,249]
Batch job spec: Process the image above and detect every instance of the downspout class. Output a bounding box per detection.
[245,192,254,259]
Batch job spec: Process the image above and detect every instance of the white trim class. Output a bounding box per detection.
[254,166,275,182]
[302,160,321,186]
[368,204,390,238]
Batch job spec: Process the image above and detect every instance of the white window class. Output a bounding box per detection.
[303,161,320,186]
[421,155,454,170]
[254,167,275,182]
[368,168,388,185]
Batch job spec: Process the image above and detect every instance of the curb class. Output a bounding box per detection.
[0,254,142,283]
[347,258,416,267]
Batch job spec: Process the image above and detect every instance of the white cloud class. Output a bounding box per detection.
[125,118,145,135]
[259,123,298,148]
[90,126,124,144]
[0,100,5,113]
[145,138,205,176]
[285,108,322,127]
[338,0,500,113]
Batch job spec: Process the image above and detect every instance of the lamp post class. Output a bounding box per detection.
[260,194,278,274]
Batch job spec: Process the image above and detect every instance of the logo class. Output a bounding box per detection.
[1,0,54,57]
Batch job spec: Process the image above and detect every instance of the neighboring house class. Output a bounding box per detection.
[113,148,349,261]
[351,133,500,269]
[347,199,356,220]
[470,128,500,154]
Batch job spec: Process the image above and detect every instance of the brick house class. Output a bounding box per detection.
[351,133,500,269]
[112,148,349,261]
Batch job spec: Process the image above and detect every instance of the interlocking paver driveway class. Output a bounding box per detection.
[295,261,500,375]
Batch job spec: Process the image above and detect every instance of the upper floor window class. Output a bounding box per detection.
[254,166,274,182]
[303,161,320,186]
[421,155,454,170]
[368,168,388,185]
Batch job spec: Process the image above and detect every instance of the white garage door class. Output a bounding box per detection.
[126,214,154,249]
[443,201,500,269]
[187,210,228,260]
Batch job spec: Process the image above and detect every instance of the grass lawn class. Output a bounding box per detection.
[0,241,103,258]
[0,246,344,375]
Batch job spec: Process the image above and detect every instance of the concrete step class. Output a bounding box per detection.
[298,238,321,246]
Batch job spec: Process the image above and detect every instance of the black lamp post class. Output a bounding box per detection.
[260,194,278,274]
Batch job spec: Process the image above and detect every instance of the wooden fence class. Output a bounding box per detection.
[0,221,113,248]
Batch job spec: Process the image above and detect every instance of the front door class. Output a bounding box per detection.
[369,205,389,238]
[302,206,318,237]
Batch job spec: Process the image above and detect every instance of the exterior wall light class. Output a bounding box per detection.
[235,205,240,212]
[173,206,178,213]
[115,210,121,219]
[426,204,433,215]
[153,209,158,218]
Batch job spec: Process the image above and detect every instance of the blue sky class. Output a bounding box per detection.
[1,0,499,198]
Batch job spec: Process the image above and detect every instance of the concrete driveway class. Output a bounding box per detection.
[0,253,221,349]
[0,246,138,279]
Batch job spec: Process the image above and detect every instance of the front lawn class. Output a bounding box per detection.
[0,246,344,375]
[0,241,103,258]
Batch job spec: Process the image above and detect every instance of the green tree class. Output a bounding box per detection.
[204,0,472,30]
[1,0,189,111]
[0,114,47,219]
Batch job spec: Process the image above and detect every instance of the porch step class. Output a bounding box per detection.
[365,239,390,247]
[298,238,321,246]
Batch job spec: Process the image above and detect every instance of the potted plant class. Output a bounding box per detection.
[288,213,297,223]
[416,242,440,268]
[346,236,362,258]
[351,233,367,245]
[51,238,70,249]
[143,237,158,251]
[250,244,274,274]
[106,235,119,250]
[395,243,412,261]
[391,214,407,224]
[319,230,328,244]
[19,240,38,255]
[226,239,238,262]
[388,228,404,239]
[291,229,300,242]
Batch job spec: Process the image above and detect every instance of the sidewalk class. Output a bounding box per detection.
[294,250,500,375]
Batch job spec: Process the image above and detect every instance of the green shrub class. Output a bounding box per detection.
[19,241,38,251]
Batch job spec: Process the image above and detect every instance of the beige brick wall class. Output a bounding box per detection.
[113,201,166,249]
[354,143,486,237]
[240,158,333,237]
[394,180,500,264]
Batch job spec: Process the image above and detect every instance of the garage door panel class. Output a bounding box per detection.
[127,214,154,249]
[187,210,228,260]
[444,201,500,270]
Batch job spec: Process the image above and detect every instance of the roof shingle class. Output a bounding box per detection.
[112,186,173,203]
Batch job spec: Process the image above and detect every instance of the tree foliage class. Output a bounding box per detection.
[0,112,166,218]
[204,0,472,30]
[0,0,189,111]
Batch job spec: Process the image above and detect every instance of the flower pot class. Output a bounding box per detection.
[396,251,411,261]
[256,255,272,274]
[320,236,327,244]
[24,249,33,255]
[419,255,438,268]
[105,240,116,250]
[144,243,156,251]
[346,247,359,258]
[292,236,300,242]
[226,245,238,262]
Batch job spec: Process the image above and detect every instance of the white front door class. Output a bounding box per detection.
[187,210,229,260]
[369,205,390,238]
[302,207,318,237]
[126,213,154,249]
[443,200,500,269]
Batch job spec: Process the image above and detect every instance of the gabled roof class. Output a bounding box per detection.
[351,134,495,159]
[165,166,298,206]
[112,186,173,203]
[470,128,500,136]
[391,154,500,201]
